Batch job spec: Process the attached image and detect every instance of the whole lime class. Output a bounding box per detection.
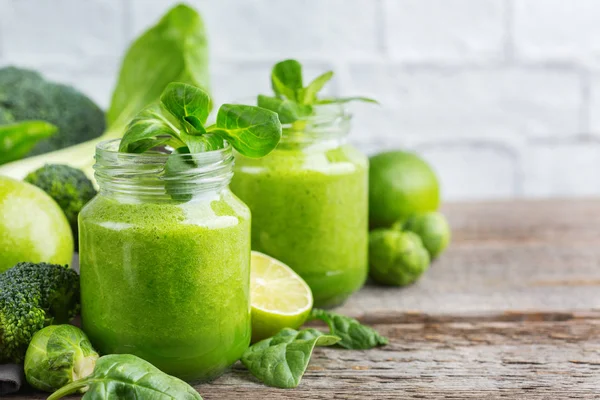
[404,212,451,259]
[369,151,440,228]
[0,176,73,272]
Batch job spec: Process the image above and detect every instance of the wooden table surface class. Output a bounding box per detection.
[11,199,600,399]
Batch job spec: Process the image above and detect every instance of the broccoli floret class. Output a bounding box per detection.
[0,262,80,363]
[0,66,105,156]
[24,164,97,248]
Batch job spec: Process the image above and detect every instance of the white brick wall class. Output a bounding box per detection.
[0,0,599,201]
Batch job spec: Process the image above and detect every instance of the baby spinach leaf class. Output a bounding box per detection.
[271,59,304,101]
[118,105,182,153]
[316,96,379,105]
[209,104,282,158]
[241,328,340,389]
[257,95,311,124]
[301,71,334,105]
[160,82,211,133]
[106,4,210,133]
[310,309,388,350]
[47,354,202,400]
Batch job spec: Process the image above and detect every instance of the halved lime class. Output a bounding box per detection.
[250,251,313,342]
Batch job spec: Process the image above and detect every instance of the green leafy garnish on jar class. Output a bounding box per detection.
[120,82,282,157]
[257,59,377,124]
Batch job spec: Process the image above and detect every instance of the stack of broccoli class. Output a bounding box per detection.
[0,262,80,363]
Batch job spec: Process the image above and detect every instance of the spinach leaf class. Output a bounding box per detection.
[261,59,377,125]
[257,95,311,124]
[118,105,181,153]
[47,354,202,400]
[160,82,211,134]
[316,96,379,105]
[106,4,210,133]
[301,71,334,105]
[310,309,388,350]
[209,104,282,158]
[241,328,340,389]
[0,121,57,165]
[271,59,303,101]
[121,83,281,159]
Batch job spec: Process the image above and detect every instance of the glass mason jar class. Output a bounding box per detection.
[78,140,251,382]
[230,104,368,308]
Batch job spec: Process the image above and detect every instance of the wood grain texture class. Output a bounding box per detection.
[8,200,600,399]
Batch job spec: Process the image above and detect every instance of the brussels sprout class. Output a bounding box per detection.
[369,229,430,286]
[24,324,99,393]
[404,211,451,259]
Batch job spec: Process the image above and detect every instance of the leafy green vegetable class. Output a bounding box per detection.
[106,3,210,132]
[120,82,281,158]
[310,309,389,350]
[47,354,202,400]
[0,121,57,165]
[241,328,340,389]
[211,104,282,157]
[24,325,99,393]
[258,59,377,124]
[0,3,210,181]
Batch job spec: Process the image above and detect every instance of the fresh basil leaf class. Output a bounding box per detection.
[241,328,340,389]
[310,309,388,350]
[0,121,57,165]
[316,96,379,105]
[160,82,211,133]
[301,71,334,105]
[271,59,303,101]
[210,104,281,158]
[119,105,182,152]
[106,4,210,133]
[257,95,312,124]
[46,354,202,400]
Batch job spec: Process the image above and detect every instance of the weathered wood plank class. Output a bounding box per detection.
[11,319,600,399]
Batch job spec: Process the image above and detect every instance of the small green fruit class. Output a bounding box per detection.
[0,176,73,272]
[369,229,430,286]
[404,212,451,259]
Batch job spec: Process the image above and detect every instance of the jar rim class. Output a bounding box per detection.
[96,138,233,162]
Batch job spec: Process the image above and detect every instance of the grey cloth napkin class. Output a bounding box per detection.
[0,364,24,395]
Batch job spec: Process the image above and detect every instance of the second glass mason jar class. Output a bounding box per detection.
[79,140,251,382]
[230,104,369,308]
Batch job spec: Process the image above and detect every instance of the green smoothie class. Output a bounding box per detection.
[230,143,368,307]
[79,189,251,382]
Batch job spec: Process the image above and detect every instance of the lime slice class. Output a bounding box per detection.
[250,251,313,342]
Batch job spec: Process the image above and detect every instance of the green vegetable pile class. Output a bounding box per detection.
[0,262,80,363]
[0,3,209,181]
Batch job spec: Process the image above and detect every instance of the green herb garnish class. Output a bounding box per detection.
[310,309,389,350]
[258,59,377,124]
[120,82,281,157]
[241,328,340,389]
